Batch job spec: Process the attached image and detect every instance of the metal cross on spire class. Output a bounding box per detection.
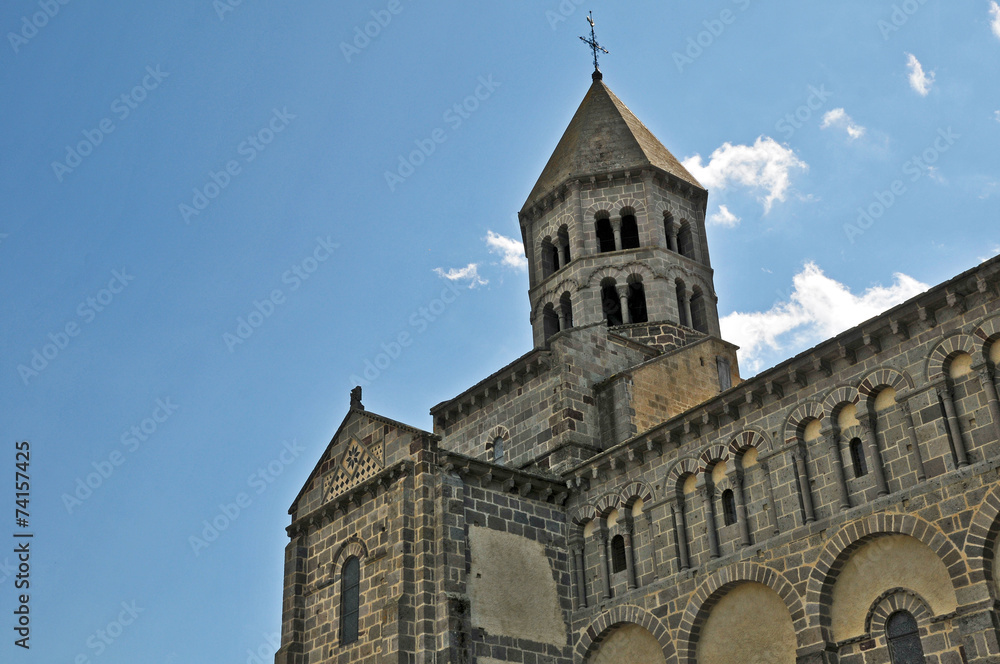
[579,11,609,77]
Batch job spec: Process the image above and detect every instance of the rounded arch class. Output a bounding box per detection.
[865,588,933,636]
[805,513,966,638]
[783,401,825,446]
[821,385,861,423]
[677,563,808,664]
[698,445,730,474]
[615,197,647,217]
[572,503,599,527]
[486,425,510,463]
[618,260,656,284]
[618,480,654,509]
[666,456,701,496]
[331,535,369,574]
[858,367,913,400]
[584,265,624,290]
[577,606,674,664]
[973,315,1000,363]
[965,482,1000,594]
[728,428,774,457]
[594,492,621,517]
[925,333,978,381]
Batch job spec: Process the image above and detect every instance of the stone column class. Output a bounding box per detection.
[858,415,889,496]
[611,217,623,251]
[670,500,691,571]
[682,291,694,329]
[667,223,678,252]
[759,458,780,535]
[976,365,1000,442]
[938,385,970,467]
[570,538,587,609]
[898,397,926,480]
[622,518,637,590]
[824,429,851,511]
[569,179,586,257]
[597,532,611,600]
[617,285,631,325]
[702,480,721,558]
[557,309,568,332]
[791,447,816,523]
[732,470,752,547]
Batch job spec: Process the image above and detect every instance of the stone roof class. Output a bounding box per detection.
[522,76,702,210]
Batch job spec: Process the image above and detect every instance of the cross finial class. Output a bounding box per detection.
[579,11,609,79]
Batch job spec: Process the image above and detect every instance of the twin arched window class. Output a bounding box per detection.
[340,556,360,645]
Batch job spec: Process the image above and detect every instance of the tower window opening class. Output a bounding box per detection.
[601,280,622,326]
[675,281,689,327]
[540,238,557,278]
[560,292,574,330]
[610,534,627,573]
[340,556,361,645]
[557,226,571,265]
[627,279,648,324]
[677,221,695,259]
[542,304,560,341]
[721,489,737,526]
[620,214,640,249]
[849,437,868,477]
[690,288,708,333]
[664,213,677,252]
[492,436,505,464]
[596,218,616,253]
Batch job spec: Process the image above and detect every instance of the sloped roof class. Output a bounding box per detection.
[523,76,702,209]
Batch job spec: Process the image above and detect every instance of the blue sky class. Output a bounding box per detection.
[1,1,998,661]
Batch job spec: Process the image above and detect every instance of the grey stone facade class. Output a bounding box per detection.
[275,75,1000,664]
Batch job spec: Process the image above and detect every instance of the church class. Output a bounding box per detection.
[272,54,1000,664]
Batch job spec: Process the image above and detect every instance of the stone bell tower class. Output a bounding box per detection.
[519,71,721,350]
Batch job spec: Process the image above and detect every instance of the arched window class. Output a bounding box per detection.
[721,489,737,526]
[690,287,708,333]
[596,217,615,253]
[677,221,694,258]
[560,292,574,330]
[540,238,556,278]
[620,213,640,249]
[492,436,505,464]
[340,556,361,645]
[850,438,868,477]
[627,279,648,324]
[887,611,925,664]
[601,279,622,326]
[557,226,571,265]
[542,304,560,341]
[675,281,689,327]
[664,212,677,252]
[610,535,627,573]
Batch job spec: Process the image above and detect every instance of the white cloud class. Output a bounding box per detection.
[682,137,808,213]
[433,263,487,288]
[720,262,928,373]
[979,244,1000,262]
[708,205,741,227]
[820,108,866,140]
[905,53,935,96]
[994,110,1000,123]
[485,230,527,270]
[991,2,1000,39]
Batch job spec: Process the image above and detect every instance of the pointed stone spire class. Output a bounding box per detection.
[523,78,702,211]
